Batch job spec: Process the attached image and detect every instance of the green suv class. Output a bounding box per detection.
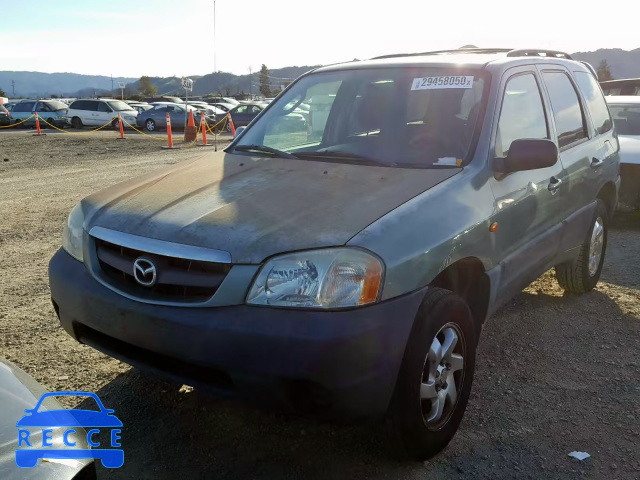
[50,48,620,460]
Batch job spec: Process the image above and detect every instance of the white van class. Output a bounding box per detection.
[67,99,138,129]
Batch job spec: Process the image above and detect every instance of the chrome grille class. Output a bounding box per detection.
[94,238,231,303]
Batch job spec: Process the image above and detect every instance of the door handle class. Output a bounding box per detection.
[591,157,604,169]
[548,176,562,193]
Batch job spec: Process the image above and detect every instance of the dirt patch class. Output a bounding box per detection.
[0,133,638,479]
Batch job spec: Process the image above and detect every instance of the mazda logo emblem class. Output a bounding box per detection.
[133,257,157,287]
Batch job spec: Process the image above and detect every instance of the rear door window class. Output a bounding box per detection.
[542,72,588,148]
[97,102,112,113]
[36,102,52,112]
[14,102,36,113]
[573,72,612,135]
[496,73,548,157]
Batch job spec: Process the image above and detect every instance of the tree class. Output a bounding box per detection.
[138,76,157,96]
[0,87,5,97]
[50,94,58,98]
[596,60,614,82]
[259,64,271,98]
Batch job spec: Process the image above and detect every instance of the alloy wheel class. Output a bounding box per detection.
[588,216,604,277]
[420,323,465,429]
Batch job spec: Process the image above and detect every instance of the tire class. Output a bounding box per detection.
[145,119,156,132]
[112,118,120,130]
[555,199,608,294]
[226,121,232,133]
[386,287,476,460]
[46,118,55,127]
[71,117,83,129]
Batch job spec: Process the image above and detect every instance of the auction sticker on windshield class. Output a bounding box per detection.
[411,76,474,90]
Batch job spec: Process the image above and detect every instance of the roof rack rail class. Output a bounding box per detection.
[506,49,573,59]
[372,48,512,60]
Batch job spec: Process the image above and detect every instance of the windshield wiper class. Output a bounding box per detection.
[233,144,297,159]
[293,150,391,167]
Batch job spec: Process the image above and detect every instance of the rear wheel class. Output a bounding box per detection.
[145,119,156,132]
[555,199,608,294]
[71,117,83,129]
[387,287,476,460]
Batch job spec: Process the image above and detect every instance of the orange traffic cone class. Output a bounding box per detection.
[33,113,46,136]
[161,112,178,149]
[184,109,197,142]
[117,113,126,140]
[198,112,212,147]
[228,113,236,136]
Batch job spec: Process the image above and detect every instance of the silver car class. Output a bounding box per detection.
[136,103,214,131]
[606,95,640,209]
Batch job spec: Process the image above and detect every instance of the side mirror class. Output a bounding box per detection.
[494,138,558,174]
[235,126,246,137]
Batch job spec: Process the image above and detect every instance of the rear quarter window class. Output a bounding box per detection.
[573,72,612,135]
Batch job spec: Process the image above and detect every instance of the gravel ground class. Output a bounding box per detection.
[0,131,638,479]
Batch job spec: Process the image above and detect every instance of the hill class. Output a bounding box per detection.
[3,47,640,99]
[0,71,136,98]
[572,48,640,80]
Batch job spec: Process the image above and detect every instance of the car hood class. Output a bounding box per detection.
[619,135,640,165]
[83,151,461,263]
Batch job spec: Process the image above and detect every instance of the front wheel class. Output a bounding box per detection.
[145,119,156,132]
[112,118,121,130]
[387,287,476,460]
[555,199,608,294]
[71,117,83,129]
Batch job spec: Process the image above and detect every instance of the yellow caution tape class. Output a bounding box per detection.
[120,118,167,141]
[0,114,36,129]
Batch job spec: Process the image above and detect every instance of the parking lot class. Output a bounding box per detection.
[0,131,639,479]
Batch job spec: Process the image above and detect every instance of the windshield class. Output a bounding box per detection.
[234,68,486,167]
[610,105,640,135]
[107,100,135,112]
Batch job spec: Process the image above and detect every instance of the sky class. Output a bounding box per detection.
[1,0,639,78]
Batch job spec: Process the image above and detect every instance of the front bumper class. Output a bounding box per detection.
[49,249,424,418]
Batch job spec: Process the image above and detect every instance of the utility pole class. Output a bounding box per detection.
[111,74,114,96]
[213,1,217,74]
[11,80,15,97]
[249,66,252,100]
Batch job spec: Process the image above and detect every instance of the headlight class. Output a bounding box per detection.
[62,203,84,262]
[246,248,383,308]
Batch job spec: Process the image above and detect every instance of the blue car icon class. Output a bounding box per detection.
[16,391,124,468]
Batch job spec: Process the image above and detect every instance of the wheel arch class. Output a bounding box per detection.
[429,256,490,336]
[597,181,617,217]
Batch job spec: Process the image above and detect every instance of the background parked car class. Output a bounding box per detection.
[3,102,16,112]
[141,96,185,104]
[0,105,10,126]
[206,97,239,107]
[10,99,69,127]
[204,101,235,113]
[129,103,154,114]
[607,95,640,209]
[227,103,265,130]
[67,99,138,129]
[228,102,307,133]
[136,103,214,131]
